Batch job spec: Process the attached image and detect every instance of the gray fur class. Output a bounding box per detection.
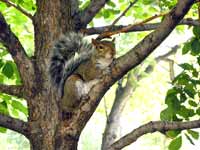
[49,32,95,97]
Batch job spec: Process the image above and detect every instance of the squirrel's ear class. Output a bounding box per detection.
[92,39,97,45]
[92,39,96,44]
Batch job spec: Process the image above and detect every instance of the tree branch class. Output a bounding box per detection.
[102,44,180,149]
[155,45,179,62]
[0,12,33,84]
[0,0,33,20]
[0,85,27,98]
[112,0,195,80]
[73,0,196,137]
[0,113,29,137]
[137,44,179,81]
[81,0,109,27]
[97,10,169,39]
[102,73,135,150]
[108,120,200,150]
[84,18,200,35]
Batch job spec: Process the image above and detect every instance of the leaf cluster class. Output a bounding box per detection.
[160,26,200,149]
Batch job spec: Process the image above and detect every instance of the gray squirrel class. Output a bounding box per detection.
[49,32,116,100]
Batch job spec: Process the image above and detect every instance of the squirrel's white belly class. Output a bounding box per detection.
[96,58,113,69]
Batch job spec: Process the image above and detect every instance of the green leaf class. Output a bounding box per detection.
[197,56,200,65]
[180,93,187,103]
[0,49,9,57]
[190,79,200,86]
[177,106,195,119]
[143,0,154,5]
[107,1,116,7]
[191,38,200,55]
[0,127,7,133]
[182,42,191,54]
[179,63,193,70]
[166,130,181,138]
[11,100,28,116]
[173,72,190,85]
[2,94,11,101]
[0,101,9,115]
[192,69,198,78]
[196,107,200,115]
[188,100,198,107]
[165,94,178,106]
[20,0,35,11]
[184,84,196,98]
[112,9,120,15]
[2,62,14,78]
[11,108,19,117]
[0,59,4,69]
[0,74,4,83]
[160,108,173,121]
[188,130,199,140]
[10,62,21,84]
[80,0,90,10]
[103,10,110,18]
[185,133,195,145]
[172,115,182,122]
[165,93,180,113]
[168,136,182,150]
[193,26,200,38]
[166,88,178,96]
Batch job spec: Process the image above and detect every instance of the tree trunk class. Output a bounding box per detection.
[28,0,80,149]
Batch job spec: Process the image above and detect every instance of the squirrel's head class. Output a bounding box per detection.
[92,38,116,59]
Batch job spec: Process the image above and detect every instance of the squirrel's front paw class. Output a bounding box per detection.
[81,94,90,100]
[103,67,111,75]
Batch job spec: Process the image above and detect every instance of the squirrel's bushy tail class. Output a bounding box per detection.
[49,32,95,97]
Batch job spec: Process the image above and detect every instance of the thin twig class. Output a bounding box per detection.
[110,0,138,27]
[97,0,138,39]
[168,59,175,81]
[97,11,169,40]
[155,45,180,61]
[0,0,33,20]
[82,18,200,35]
[103,97,109,122]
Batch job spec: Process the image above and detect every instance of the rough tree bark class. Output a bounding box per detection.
[0,0,197,150]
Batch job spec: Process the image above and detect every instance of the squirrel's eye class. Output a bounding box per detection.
[99,45,104,49]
